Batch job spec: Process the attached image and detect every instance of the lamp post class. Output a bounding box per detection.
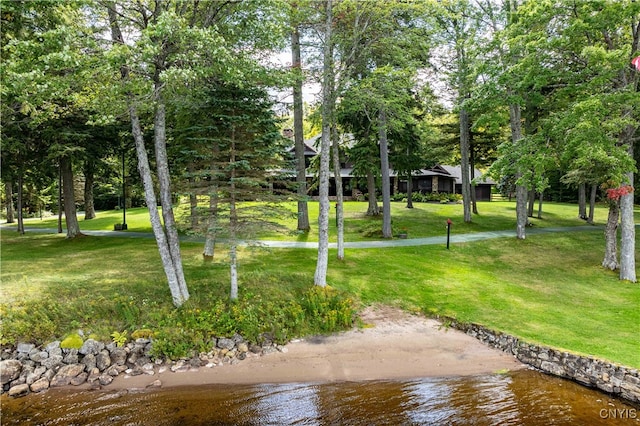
[446,218,452,249]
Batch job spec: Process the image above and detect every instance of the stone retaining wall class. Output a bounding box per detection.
[441,317,640,406]
[0,333,285,398]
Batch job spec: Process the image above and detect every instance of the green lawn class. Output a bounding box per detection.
[12,199,635,241]
[1,201,639,367]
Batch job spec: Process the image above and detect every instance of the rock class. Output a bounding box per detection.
[70,372,88,386]
[41,354,63,370]
[135,356,151,367]
[110,348,127,365]
[79,339,104,356]
[147,379,162,388]
[96,350,111,371]
[26,366,46,385]
[98,374,113,386]
[43,368,55,382]
[63,352,79,365]
[45,341,61,353]
[87,367,101,384]
[127,352,138,365]
[82,353,96,372]
[16,343,35,354]
[262,346,278,355]
[30,377,50,393]
[29,351,49,363]
[125,366,143,376]
[105,366,121,377]
[8,383,29,397]
[0,360,22,385]
[237,342,249,353]
[217,338,235,350]
[249,344,262,354]
[51,364,85,387]
[189,357,202,368]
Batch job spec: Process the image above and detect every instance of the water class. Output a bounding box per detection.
[2,370,638,425]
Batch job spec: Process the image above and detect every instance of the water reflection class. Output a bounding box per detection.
[1,369,638,425]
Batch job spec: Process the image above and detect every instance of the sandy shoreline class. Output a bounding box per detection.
[110,306,525,390]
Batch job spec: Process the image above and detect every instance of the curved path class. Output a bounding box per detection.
[4,223,637,249]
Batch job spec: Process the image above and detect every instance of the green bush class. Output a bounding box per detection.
[145,287,356,360]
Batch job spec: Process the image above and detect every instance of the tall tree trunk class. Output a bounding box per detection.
[331,125,344,260]
[203,191,217,260]
[578,183,587,219]
[587,184,597,224]
[527,189,535,217]
[229,131,239,300]
[378,110,392,239]
[188,164,199,229]
[57,164,63,234]
[366,170,379,216]
[537,191,543,219]
[602,201,620,271]
[619,169,636,282]
[108,3,189,306]
[460,107,472,223]
[83,159,96,220]
[203,144,220,260]
[16,174,24,235]
[4,180,14,223]
[60,156,81,238]
[292,24,310,232]
[509,102,528,239]
[314,0,333,287]
[154,97,190,302]
[406,174,414,209]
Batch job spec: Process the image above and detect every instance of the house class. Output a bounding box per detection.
[284,131,495,201]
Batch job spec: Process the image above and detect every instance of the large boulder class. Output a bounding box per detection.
[50,364,86,387]
[0,360,22,385]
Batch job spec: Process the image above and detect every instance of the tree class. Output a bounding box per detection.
[172,81,289,300]
[314,0,334,287]
[290,4,311,233]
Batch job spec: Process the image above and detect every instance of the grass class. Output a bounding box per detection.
[1,201,639,367]
[12,199,637,241]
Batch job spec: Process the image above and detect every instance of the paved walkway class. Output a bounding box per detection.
[3,223,636,249]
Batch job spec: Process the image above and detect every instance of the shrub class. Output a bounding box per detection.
[60,333,83,349]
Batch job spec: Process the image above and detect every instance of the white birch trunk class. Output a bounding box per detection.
[332,128,344,260]
[153,99,190,302]
[314,0,333,287]
[619,171,636,282]
[108,4,189,307]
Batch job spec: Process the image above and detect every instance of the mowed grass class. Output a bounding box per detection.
[11,199,634,241]
[1,201,639,367]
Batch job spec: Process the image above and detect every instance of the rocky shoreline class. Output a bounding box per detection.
[442,317,640,407]
[2,318,639,408]
[0,333,284,398]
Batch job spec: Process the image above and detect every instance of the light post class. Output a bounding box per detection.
[446,218,452,250]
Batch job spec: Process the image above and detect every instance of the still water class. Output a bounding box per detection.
[2,369,638,425]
